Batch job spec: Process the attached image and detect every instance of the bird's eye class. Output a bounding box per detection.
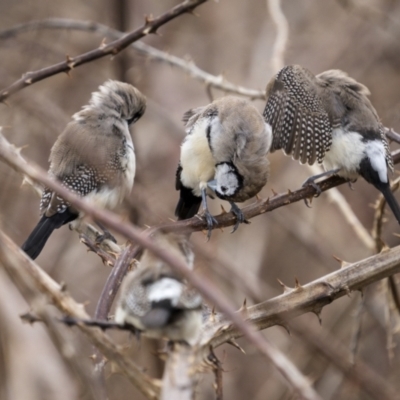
[221,186,227,192]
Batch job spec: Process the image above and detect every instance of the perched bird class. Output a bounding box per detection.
[115,233,203,345]
[175,96,272,236]
[263,65,400,222]
[21,80,146,259]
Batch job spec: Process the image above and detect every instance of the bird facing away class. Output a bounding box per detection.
[21,80,146,259]
[115,233,203,345]
[263,65,400,223]
[175,96,272,237]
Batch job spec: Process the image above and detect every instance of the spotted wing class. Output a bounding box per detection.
[263,65,332,165]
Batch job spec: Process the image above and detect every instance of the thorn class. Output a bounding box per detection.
[143,224,151,229]
[144,14,154,24]
[294,278,303,290]
[24,78,32,85]
[271,188,278,196]
[60,281,67,292]
[312,309,322,325]
[99,37,107,49]
[227,339,245,353]
[89,354,97,361]
[186,9,200,17]
[287,189,292,195]
[66,55,76,69]
[255,194,261,201]
[265,197,270,204]
[209,306,216,323]
[277,278,292,294]
[380,242,390,252]
[332,255,351,269]
[20,312,41,324]
[220,204,227,214]
[277,323,291,335]
[167,218,175,223]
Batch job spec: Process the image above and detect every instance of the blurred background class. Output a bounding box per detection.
[1,0,400,399]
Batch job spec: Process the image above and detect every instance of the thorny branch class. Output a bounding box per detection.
[0,0,210,102]
[2,123,400,399]
[0,230,161,400]
[0,18,265,100]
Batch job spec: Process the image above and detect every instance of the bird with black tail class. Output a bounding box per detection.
[264,65,400,222]
[175,96,272,238]
[21,80,146,259]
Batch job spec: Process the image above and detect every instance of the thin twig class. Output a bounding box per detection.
[267,0,289,73]
[0,0,209,102]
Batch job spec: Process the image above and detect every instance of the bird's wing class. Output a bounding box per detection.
[263,65,332,165]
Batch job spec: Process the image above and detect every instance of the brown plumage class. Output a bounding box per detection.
[22,80,146,259]
[176,96,272,236]
[263,65,400,224]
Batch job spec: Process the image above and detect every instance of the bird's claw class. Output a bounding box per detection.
[229,203,249,233]
[95,231,117,245]
[302,177,323,207]
[204,211,218,240]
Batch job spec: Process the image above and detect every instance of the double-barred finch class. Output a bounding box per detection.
[115,233,202,345]
[264,65,400,222]
[21,80,146,259]
[175,96,272,237]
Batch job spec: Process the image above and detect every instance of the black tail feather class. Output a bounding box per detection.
[21,210,77,259]
[175,186,202,220]
[378,183,400,225]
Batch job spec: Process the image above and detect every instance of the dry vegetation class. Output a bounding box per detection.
[1,0,400,399]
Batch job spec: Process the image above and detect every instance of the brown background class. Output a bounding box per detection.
[1,0,400,399]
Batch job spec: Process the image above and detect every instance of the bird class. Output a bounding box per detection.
[175,96,272,237]
[21,80,146,259]
[263,65,400,222]
[114,232,203,345]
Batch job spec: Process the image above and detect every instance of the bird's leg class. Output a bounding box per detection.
[201,188,218,239]
[302,168,341,207]
[229,202,249,233]
[95,221,117,244]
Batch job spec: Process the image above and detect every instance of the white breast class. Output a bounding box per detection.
[323,129,365,180]
[180,118,216,196]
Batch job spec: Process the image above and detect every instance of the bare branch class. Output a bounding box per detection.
[0,18,265,100]
[0,0,209,102]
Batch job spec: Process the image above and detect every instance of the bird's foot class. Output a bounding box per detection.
[95,221,117,244]
[203,210,218,240]
[95,230,117,245]
[301,168,341,207]
[229,202,249,233]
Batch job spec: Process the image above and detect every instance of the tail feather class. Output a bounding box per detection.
[21,210,77,259]
[379,184,400,225]
[175,186,202,220]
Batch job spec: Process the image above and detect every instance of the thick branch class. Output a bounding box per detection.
[205,245,400,346]
[0,230,160,399]
[0,0,209,102]
[0,18,265,100]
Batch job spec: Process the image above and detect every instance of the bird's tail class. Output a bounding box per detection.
[378,183,400,225]
[175,187,202,220]
[21,210,77,260]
